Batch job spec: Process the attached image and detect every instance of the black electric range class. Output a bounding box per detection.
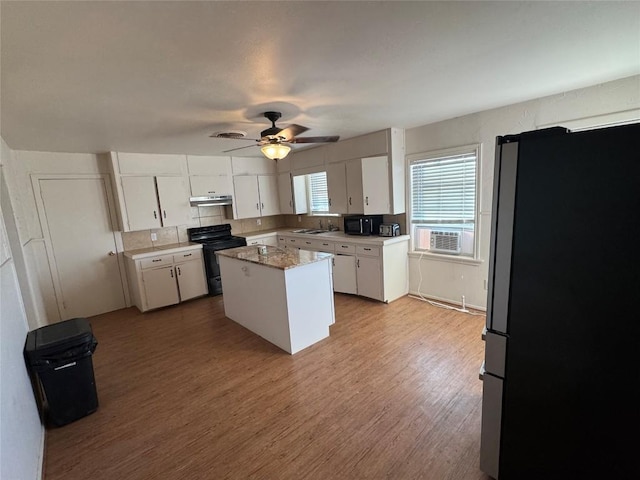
[187,224,247,295]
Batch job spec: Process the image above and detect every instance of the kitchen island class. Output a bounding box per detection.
[216,245,335,354]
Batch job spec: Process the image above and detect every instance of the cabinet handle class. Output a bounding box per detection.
[256,203,260,210]
[183,253,192,257]
[328,198,332,206]
[332,258,335,266]
[364,248,371,251]
[170,269,174,278]
[152,259,162,262]
[341,245,348,249]
[153,211,157,219]
[177,267,181,276]
[349,197,352,205]
[163,210,167,219]
[289,200,292,207]
[365,196,369,205]
[261,202,264,209]
[208,190,216,194]
[357,259,360,268]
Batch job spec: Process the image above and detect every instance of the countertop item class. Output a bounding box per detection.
[216,245,332,270]
[123,242,202,260]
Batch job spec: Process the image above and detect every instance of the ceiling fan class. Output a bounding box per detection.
[213,111,340,160]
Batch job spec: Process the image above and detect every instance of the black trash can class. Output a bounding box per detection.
[24,317,99,427]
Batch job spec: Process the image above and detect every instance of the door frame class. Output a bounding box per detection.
[31,174,130,319]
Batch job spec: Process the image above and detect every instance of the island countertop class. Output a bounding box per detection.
[216,245,332,270]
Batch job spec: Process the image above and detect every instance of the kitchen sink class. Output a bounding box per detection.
[291,229,331,234]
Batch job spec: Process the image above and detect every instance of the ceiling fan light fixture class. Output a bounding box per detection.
[261,143,291,161]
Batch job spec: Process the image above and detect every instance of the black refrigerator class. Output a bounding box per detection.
[480,123,640,480]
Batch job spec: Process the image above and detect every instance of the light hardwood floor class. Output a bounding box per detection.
[43,293,491,480]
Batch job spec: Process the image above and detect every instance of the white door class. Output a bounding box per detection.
[333,254,357,294]
[176,260,207,301]
[346,159,364,214]
[142,266,180,309]
[258,175,281,216]
[356,255,383,301]
[233,176,261,219]
[326,163,348,214]
[39,177,126,319]
[277,173,294,214]
[362,156,390,214]
[121,176,162,230]
[156,176,192,227]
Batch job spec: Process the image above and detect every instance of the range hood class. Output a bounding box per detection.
[189,195,233,207]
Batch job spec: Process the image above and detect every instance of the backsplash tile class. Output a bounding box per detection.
[152,227,179,246]
[122,230,153,251]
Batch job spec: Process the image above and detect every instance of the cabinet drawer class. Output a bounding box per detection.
[140,254,174,269]
[173,249,202,263]
[356,245,380,257]
[335,243,356,254]
[300,239,315,249]
[313,240,335,253]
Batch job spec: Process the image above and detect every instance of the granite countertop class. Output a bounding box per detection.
[124,242,202,259]
[216,245,332,270]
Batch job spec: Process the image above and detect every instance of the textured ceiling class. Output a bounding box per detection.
[1,1,639,156]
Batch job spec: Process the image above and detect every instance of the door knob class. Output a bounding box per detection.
[108,251,116,256]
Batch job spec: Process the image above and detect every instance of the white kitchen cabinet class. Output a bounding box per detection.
[142,266,180,310]
[333,254,357,294]
[233,175,280,219]
[189,175,233,197]
[120,176,191,231]
[125,246,207,312]
[361,156,391,214]
[345,160,364,213]
[174,256,208,301]
[278,173,308,214]
[187,155,232,176]
[356,248,383,301]
[326,163,348,214]
[258,175,280,217]
[244,232,278,247]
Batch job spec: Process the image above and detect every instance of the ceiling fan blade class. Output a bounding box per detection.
[277,124,309,141]
[209,135,258,141]
[222,143,260,153]
[290,136,340,144]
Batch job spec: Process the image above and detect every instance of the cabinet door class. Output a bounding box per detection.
[346,159,365,214]
[292,175,308,214]
[121,176,162,231]
[142,266,180,309]
[156,176,192,227]
[233,176,261,219]
[326,163,348,214]
[362,156,390,214]
[277,173,294,214]
[175,260,207,301]
[333,254,357,294]
[356,255,383,301]
[258,175,281,216]
[189,175,233,196]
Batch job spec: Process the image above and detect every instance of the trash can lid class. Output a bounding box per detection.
[24,318,96,361]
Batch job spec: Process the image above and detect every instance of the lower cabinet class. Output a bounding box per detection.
[278,233,409,302]
[244,232,278,247]
[125,247,208,312]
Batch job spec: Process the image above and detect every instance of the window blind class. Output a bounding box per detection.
[410,153,477,225]
[309,172,329,213]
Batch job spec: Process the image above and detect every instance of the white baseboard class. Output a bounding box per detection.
[408,290,486,312]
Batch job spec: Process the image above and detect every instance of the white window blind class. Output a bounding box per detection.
[309,172,329,213]
[411,153,477,225]
[409,148,478,256]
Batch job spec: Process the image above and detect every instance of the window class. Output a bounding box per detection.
[409,145,479,257]
[307,172,330,214]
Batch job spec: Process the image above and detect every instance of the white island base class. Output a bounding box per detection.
[217,246,335,354]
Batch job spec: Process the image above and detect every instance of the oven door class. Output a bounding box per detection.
[202,245,223,295]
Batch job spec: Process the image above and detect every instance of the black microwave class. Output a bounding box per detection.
[343,215,383,236]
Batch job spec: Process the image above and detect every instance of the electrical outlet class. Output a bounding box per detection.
[256,218,261,226]
[151,232,157,241]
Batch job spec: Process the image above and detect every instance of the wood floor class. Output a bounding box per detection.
[43,293,491,480]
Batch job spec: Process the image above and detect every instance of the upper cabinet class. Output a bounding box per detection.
[109,152,192,232]
[232,175,281,219]
[326,128,405,215]
[187,155,233,196]
[277,173,308,215]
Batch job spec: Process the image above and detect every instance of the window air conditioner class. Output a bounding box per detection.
[430,230,462,254]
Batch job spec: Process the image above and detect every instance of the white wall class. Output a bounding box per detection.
[0,155,44,479]
[405,75,640,309]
